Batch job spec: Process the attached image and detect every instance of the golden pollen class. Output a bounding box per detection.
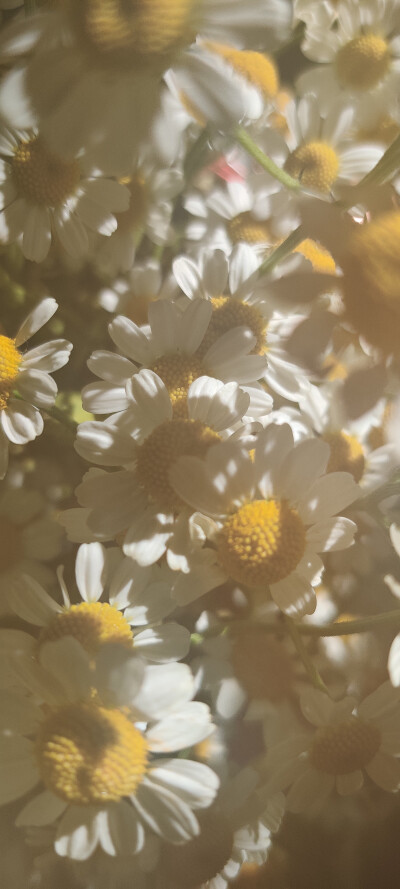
[310,717,381,774]
[231,631,294,702]
[38,602,133,657]
[228,211,273,245]
[77,0,195,68]
[341,210,400,355]
[163,810,234,889]
[36,702,148,804]
[196,296,267,359]
[116,174,148,233]
[217,499,306,588]
[284,141,339,192]
[11,137,80,206]
[136,418,221,513]
[150,353,206,418]
[335,34,390,90]
[0,516,22,573]
[295,238,336,274]
[206,42,279,99]
[0,336,21,410]
[323,431,365,482]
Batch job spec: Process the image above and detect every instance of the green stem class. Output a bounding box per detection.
[235,127,301,192]
[257,224,304,276]
[358,133,400,188]
[232,608,400,639]
[284,615,330,695]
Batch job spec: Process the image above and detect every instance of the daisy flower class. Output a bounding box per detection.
[0,483,63,613]
[297,0,400,114]
[97,259,175,325]
[0,0,289,173]
[6,541,191,665]
[265,682,400,812]
[0,126,130,262]
[0,636,218,859]
[72,369,252,569]
[170,422,360,616]
[81,297,267,420]
[0,297,72,479]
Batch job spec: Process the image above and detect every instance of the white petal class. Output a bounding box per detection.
[146,702,213,751]
[299,473,360,524]
[10,574,61,625]
[133,779,199,843]
[55,806,103,860]
[270,572,316,618]
[15,297,57,346]
[133,623,190,663]
[1,399,43,444]
[306,517,357,552]
[22,205,52,262]
[75,542,107,602]
[131,663,194,721]
[365,751,400,792]
[16,790,67,827]
[336,771,363,796]
[146,759,219,809]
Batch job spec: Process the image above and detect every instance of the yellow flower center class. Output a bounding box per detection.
[335,34,390,91]
[231,630,294,701]
[36,702,148,804]
[150,353,206,418]
[284,141,339,192]
[11,137,80,206]
[228,212,273,245]
[323,431,365,482]
[341,210,400,355]
[0,516,22,573]
[136,418,221,513]
[116,174,148,233]
[38,602,133,657]
[206,42,279,99]
[310,716,381,774]
[74,0,196,69]
[217,499,306,588]
[0,336,21,410]
[163,810,233,888]
[295,238,336,274]
[196,296,267,359]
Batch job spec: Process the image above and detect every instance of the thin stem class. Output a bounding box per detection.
[257,224,304,277]
[284,615,330,695]
[235,127,301,192]
[358,134,400,188]
[231,608,400,638]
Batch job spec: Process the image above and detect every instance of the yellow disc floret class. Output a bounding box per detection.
[12,137,80,206]
[340,210,400,355]
[335,34,390,91]
[196,296,267,359]
[150,353,206,418]
[284,141,339,192]
[36,702,148,804]
[217,499,306,588]
[206,42,279,99]
[323,431,365,482]
[231,631,294,701]
[38,602,133,657]
[310,716,381,774]
[75,0,195,68]
[0,336,21,410]
[0,516,22,573]
[136,418,221,513]
[295,239,336,274]
[228,212,273,245]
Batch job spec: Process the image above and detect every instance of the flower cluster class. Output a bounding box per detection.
[1,0,400,887]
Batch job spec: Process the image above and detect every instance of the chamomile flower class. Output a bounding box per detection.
[0,126,130,262]
[0,637,218,859]
[266,682,400,812]
[81,297,267,419]
[170,422,360,616]
[71,370,252,569]
[0,0,288,173]
[6,541,190,664]
[0,297,72,479]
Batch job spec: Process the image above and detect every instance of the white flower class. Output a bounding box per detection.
[5,541,190,665]
[170,422,360,616]
[81,297,267,419]
[0,1,289,173]
[0,637,218,860]
[265,683,400,812]
[97,259,174,320]
[72,370,252,570]
[0,483,63,614]
[0,297,72,478]
[0,126,130,262]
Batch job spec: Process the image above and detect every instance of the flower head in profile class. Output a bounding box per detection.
[0,636,218,860]
[0,297,72,478]
[170,422,360,616]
